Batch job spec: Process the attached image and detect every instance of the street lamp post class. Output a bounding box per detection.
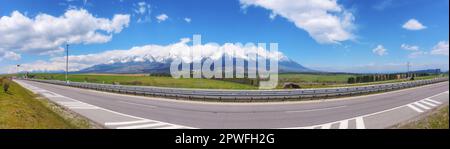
[66,44,69,83]
[16,64,20,78]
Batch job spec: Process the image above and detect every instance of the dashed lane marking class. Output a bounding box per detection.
[16,80,195,129]
[283,91,448,129]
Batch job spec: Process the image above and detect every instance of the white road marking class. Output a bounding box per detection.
[419,100,437,107]
[117,123,167,129]
[16,80,449,129]
[282,90,449,129]
[118,101,157,108]
[69,107,100,109]
[424,98,441,104]
[339,120,348,129]
[285,105,347,113]
[321,123,332,129]
[156,125,185,129]
[42,92,63,97]
[15,80,195,129]
[413,102,430,110]
[105,120,153,126]
[407,104,424,113]
[355,117,365,129]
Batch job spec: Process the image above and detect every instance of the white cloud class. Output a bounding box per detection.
[0,50,21,61]
[184,17,191,23]
[0,9,130,55]
[408,51,427,58]
[133,1,152,23]
[372,45,388,56]
[401,44,419,51]
[2,38,287,73]
[240,0,355,44]
[134,2,150,15]
[401,44,425,58]
[156,14,168,23]
[430,41,449,56]
[402,19,426,30]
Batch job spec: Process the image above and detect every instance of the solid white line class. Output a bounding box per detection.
[105,120,153,126]
[428,91,449,98]
[69,107,100,109]
[118,101,157,108]
[117,123,167,129]
[407,104,424,113]
[16,80,195,129]
[321,123,332,129]
[424,98,441,104]
[414,102,430,110]
[285,105,347,113]
[155,125,184,129]
[281,90,449,129]
[60,103,91,106]
[419,100,437,107]
[355,117,365,129]
[339,120,348,129]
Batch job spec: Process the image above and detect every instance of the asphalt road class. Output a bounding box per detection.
[15,80,449,129]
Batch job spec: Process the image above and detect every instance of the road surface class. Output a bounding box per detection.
[15,79,449,129]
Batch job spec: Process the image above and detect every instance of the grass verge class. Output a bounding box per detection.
[0,78,93,129]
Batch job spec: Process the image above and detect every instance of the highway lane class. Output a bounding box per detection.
[16,80,449,129]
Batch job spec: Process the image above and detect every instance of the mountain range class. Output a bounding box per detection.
[78,55,315,74]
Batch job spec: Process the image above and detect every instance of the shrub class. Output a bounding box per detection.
[127,81,143,85]
[3,80,10,93]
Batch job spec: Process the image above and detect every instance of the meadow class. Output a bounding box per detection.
[25,73,445,89]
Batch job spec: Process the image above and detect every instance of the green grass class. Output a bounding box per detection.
[398,105,449,129]
[31,73,257,90]
[277,73,443,89]
[0,78,90,129]
[27,73,444,90]
[277,73,356,88]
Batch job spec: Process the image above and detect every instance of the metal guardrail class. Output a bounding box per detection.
[26,77,448,101]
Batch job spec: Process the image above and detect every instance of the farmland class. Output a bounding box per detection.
[23,72,445,90]
[29,73,258,90]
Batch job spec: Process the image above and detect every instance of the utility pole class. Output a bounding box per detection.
[407,62,410,78]
[66,44,69,83]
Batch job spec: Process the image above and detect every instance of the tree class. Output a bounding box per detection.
[347,77,355,84]
[355,76,361,83]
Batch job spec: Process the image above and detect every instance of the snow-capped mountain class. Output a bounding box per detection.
[75,41,316,74]
[78,55,314,74]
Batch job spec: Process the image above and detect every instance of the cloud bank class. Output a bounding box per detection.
[0,9,130,56]
[240,0,355,44]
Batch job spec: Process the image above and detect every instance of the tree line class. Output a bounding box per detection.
[347,73,432,84]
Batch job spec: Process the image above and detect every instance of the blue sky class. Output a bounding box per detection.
[0,0,448,73]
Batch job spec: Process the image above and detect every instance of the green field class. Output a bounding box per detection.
[30,73,258,90]
[24,73,444,90]
[277,73,356,88]
[0,78,90,129]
